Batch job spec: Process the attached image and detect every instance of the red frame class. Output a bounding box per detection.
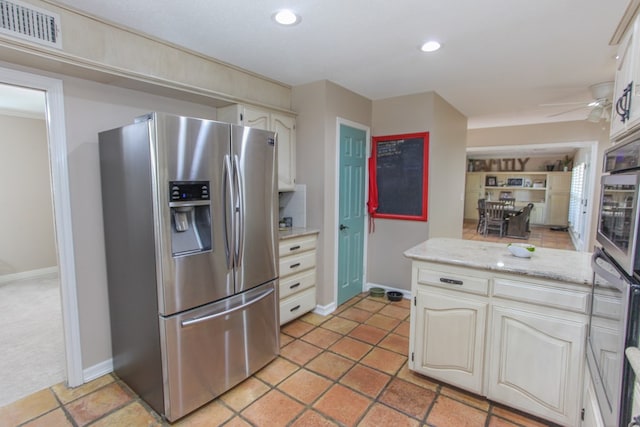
[371,132,429,221]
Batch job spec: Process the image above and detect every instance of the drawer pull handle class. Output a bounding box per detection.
[440,277,463,285]
[290,263,301,269]
[290,305,301,312]
[289,245,301,251]
[290,282,301,289]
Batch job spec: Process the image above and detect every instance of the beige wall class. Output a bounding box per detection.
[59,75,218,369]
[0,114,57,275]
[292,80,372,306]
[468,120,611,249]
[368,92,467,290]
[0,1,292,111]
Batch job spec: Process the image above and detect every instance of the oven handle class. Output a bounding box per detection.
[591,248,627,292]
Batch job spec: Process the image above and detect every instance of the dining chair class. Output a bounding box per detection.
[483,201,507,237]
[506,203,533,238]
[477,198,486,233]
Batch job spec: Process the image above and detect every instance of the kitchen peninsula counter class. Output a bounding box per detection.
[404,237,592,425]
[404,237,592,286]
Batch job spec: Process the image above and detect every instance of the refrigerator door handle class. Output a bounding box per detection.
[180,287,274,327]
[222,154,234,270]
[233,154,244,268]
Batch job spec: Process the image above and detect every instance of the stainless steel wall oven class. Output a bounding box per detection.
[590,133,640,427]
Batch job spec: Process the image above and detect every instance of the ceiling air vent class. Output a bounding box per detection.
[0,0,61,49]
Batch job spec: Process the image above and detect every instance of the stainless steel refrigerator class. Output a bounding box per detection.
[99,112,279,422]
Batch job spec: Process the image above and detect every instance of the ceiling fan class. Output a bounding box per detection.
[543,81,614,123]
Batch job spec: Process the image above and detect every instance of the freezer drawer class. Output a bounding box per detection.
[159,281,279,421]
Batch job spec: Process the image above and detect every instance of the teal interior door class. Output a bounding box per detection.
[337,124,367,305]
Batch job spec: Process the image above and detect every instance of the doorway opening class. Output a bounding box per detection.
[0,67,83,405]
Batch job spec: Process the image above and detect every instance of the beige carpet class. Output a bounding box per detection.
[0,273,65,407]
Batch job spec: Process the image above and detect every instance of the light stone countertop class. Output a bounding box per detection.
[404,237,593,286]
[278,227,319,240]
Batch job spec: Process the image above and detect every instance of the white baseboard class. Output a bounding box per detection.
[365,282,411,300]
[0,266,58,284]
[314,301,337,316]
[314,283,411,316]
[83,358,113,383]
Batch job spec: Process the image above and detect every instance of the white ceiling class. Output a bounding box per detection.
[49,0,629,129]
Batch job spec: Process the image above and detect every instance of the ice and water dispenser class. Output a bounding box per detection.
[169,181,212,256]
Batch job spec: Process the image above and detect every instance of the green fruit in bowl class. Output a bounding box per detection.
[507,243,535,257]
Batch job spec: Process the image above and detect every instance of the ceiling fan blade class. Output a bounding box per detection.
[547,105,589,118]
[539,101,588,108]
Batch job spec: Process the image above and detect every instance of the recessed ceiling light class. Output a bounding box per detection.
[420,41,441,52]
[273,9,300,26]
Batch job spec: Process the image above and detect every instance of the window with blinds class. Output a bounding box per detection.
[568,162,585,236]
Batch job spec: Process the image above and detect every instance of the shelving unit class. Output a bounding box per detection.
[464,171,570,226]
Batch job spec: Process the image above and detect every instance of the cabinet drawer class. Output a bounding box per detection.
[279,269,316,299]
[417,268,489,296]
[280,287,316,325]
[492,278,589,314]
[279,235,317,256]
[279,251,316,279]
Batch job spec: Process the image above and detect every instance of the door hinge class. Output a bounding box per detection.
[411,352,414,362]
[240,113,243,122]
[413,296,416,306]
[581,408,585,421]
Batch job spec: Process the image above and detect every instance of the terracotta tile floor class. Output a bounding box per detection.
[0,293,561,427]
[462,219,576,250]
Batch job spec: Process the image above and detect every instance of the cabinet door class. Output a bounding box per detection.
[546,173,571,226]
[271,113,296,191]
[487,305,586,426]
[530,202,546,225]
[611,25,635,139]
[411,287,487,394]
[464,173,484,220]
[243,107,270,130]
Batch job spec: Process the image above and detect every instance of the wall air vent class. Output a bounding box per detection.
[0,0,61,49]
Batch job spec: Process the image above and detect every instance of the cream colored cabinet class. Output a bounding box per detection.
[278,233,318,324]
[545,172,571,226]
[529,202,546,225]
[610,15,640,140]
[411,269,488,394]
[582,365,606,427]
[488,305,586,425]
[464,173,484,220]
[409,261,588,426]
[218,104,296,191]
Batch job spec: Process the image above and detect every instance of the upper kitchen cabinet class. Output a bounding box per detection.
[611,14,640,140]
[218,104,297,191]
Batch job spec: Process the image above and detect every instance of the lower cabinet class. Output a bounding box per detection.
[487,304,586,426]
[582,364,606,427]
[409,261,588,426]
[412,287,487,394]
[278,233,318,325]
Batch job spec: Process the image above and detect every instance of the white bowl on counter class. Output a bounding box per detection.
[507,243,535,258]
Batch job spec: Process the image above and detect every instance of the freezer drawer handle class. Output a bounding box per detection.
[180,287,274,327]
[440,277,463,286]
[289,245,301,251]
[290,282,301,289]
[290,305,301,312]
[290,263,301,269]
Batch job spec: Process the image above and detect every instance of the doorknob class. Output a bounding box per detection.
[339,224,349,231]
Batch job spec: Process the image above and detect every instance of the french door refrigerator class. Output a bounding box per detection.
[99,112,279,422]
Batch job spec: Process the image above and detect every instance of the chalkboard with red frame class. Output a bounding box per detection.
[371,132,429,221]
